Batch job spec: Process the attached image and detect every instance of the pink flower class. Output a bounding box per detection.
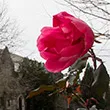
[37,11,94,73]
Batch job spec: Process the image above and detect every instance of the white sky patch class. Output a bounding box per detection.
[4,0,70,61]
[0,0,110,73]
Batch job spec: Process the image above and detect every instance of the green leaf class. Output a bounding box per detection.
[27,78,67,99]
[81,63,94,99]
[81,63,94,87]
[27,85,55,98]
[91,63,109,98]
[69,53,88,72]
[55,78,66,88]
[68,74,76,85]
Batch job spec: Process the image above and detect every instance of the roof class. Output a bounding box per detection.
[0,48,23,64]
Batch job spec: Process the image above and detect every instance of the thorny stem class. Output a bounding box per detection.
[89,49,103,70]
[72,92,89,110]
[66,70,89,109]
[66,49,103,109]
[89,49,97,70]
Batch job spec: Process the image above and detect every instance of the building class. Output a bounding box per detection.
[0,47,25,110]
[0,47,69,110]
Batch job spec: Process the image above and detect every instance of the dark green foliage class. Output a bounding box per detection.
[105,87,110,110]
[81,63,94,99]
[18,57,110,110]
[18,58,54,89]
[80,63,109,109]
[26,93,56,110]
[91,63,109,99]
[18,57,63,110]
[91,63,109,109]
[27,78,67,99]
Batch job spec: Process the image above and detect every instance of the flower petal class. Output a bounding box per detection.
[60,39,84,57]
[70,17,94,50]
[53,11,94,51]
[37,26,72,53]
[40,48,59,60]
[45,56,79,73]
[37,11,94,73]
[53,11,74,27]
[37,27,64,51]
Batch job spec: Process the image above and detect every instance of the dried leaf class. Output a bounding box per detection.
[55,78,66,88]
[27,85,55,98]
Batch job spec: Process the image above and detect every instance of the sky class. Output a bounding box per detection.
[6,0,71,62]
[0,0,110,72]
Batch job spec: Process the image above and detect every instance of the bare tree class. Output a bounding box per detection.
[0,2,23,51]
[62,0,110,38]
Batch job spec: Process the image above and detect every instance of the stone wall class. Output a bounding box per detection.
[0,47,25,110]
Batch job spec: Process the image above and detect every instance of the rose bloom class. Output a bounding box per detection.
[37,11,94,73]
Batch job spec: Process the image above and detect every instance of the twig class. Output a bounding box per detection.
[64,0,110,21]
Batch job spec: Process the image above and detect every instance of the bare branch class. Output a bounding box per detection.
[64,0,110,21]
[89,0,110,15]
[0,2,24,51]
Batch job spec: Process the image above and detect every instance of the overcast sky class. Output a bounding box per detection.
[5,0,71,62]
[0,0,110,72]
